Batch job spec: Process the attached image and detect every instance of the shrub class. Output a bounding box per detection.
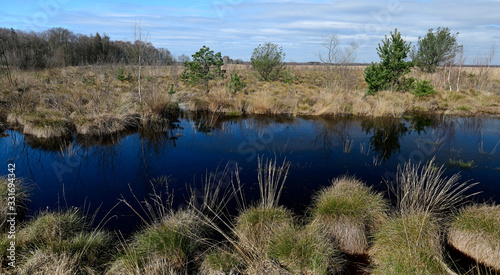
[117,67,127,81]
[364,29,414,94]
[180,46,225,94]
[411,79,436,97]
[250,42,286,81]
[226,72,246,95]
[281,68,298,84]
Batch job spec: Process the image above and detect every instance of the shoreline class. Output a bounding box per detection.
[1,65,499,139]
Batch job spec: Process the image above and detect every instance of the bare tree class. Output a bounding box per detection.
[133,20,149,102]
[317,33,358,90]
[472,44,496,91]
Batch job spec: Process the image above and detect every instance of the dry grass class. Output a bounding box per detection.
[448,204,500,271]
[199,246,242,275]
[16,250,81,275]
[2,65,500,137]
[0,176,30,232]
[310,176,388,255]
[391,157,479,218]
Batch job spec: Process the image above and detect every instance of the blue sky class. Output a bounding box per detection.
[2,0,499,63]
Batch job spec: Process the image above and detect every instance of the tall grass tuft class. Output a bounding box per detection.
[370,158,478,274]
[448,204,500,271]
[311,176,388,255]
[391,157,478,218]
[268,224,344,274]
[0,176,30,231]
[257,156,290,209]
[190,157,295,274]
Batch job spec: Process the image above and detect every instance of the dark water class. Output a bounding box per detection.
[1,113,500,235]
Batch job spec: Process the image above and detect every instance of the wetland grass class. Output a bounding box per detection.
[107,210,209,275]
[448,204,500,271]
[310,176,388,255]
[0,176,30,231]
[268,224,344,275]
[0,208,114,274]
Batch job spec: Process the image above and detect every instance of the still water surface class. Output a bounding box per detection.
[2,113,499,234]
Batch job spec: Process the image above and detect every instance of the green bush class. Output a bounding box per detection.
[117,67,126,81]
[412,27,460,73]
[364,63,388,95]
[226,72,246,94]
[281,68,298,84]
[180,45,225,94]
[251,42,286,81]
[364,29,414,95]
[411,80,436,97]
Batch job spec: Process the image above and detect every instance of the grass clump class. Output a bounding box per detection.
[22,109,72,138]
[108,210,209,274]
[235,206,294,254]
[0,208,114,274]
[0,177,30,232]
[268,224,344,275]
[369,158,478,274]
[72,113,138,136]
[310,176,388,255]
[200,246,242,275]
[448,204,500,271]
[370,212,447,275]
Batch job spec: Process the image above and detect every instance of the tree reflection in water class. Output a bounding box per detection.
[361,118,409,161]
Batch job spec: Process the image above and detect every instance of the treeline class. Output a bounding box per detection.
[0,27,174,69]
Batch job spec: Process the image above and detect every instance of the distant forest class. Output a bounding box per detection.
[0,27,174,69]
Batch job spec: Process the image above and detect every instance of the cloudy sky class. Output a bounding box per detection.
[2,0,499,63]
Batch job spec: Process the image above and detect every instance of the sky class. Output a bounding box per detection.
[1,0,499,64]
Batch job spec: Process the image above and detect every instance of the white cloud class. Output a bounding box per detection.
[3,0,499,63]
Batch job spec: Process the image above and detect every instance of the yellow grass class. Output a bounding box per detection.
[1,65,499,138]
